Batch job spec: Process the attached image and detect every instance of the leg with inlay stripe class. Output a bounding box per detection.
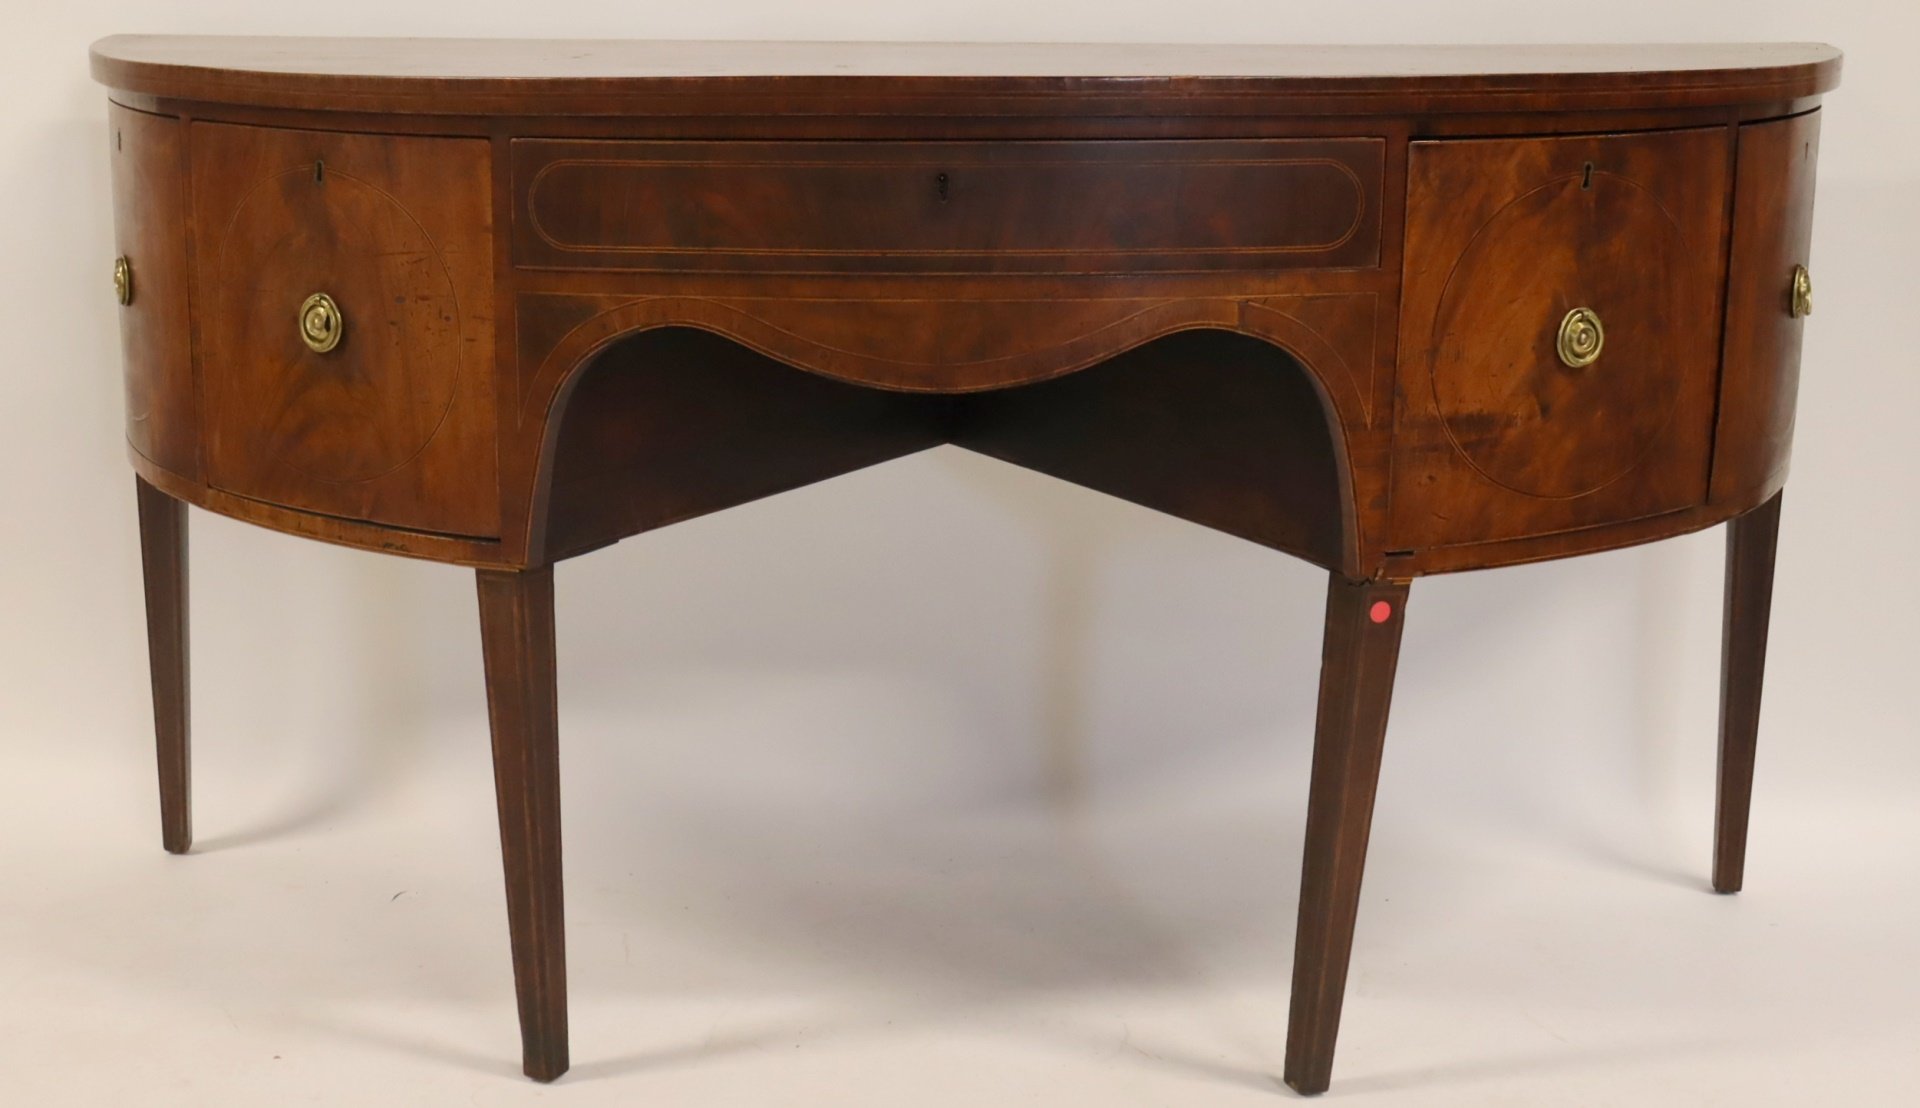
[1284,574,1410,1096]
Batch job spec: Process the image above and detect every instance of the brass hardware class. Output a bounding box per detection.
[1790,264,1813,318]
[1556,306,1604,368]
[299,292,344,353]
[113,256,133,306]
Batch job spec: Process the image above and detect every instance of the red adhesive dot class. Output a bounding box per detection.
[1369,600,1392,624]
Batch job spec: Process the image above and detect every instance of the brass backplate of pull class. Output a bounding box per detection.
[113,256,132,306]
[299,292,344,353]
[1556,306,1604,368]
[1790,264,1813,318]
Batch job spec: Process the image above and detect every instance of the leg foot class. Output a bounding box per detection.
[1713,491,1783,894]
[1283,575,1409,1096]
[136,476,190,855]
[477,567,569,1081]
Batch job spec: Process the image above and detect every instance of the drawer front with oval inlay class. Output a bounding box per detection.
[190,121,500,537]
[511,138,1384,274]
[1389,126,1731,550]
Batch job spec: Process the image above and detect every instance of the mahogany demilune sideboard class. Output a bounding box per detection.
[93,37,1839,1094]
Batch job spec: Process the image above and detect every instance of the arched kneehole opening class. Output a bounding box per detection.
[539,327,1349,568]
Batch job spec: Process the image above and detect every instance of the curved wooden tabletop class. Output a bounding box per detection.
[90,37,1841,116]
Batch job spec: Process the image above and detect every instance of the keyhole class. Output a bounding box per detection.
[314,160,325,184]
[1581,162,1594,189]
[935,172,950,202]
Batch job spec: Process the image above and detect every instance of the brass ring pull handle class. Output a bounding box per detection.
[1556,306,1604,368]
[1790,264,1813,318]
[113,256,133,306]
[299,292,344,353]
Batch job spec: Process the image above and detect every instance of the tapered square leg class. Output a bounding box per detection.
[1284,574,1409,1096]
[477,567,569,1082]
[135,476,191,855]
[1713,491,1783,894]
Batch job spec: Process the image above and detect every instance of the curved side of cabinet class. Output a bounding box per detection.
[107,107,511,562]
[110,103,199,481]
[1710,110,1821,512]
[1377,108,1825,577]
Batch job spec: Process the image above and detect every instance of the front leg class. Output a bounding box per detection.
[1713,491,1784,893]
[477,567,569,1081]
[136,476,191,854]
[1284,574,1409,1096]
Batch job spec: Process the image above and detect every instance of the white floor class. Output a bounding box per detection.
[6,632,1918,1106]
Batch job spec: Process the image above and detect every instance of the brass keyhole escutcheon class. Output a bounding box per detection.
[1790,264,1813,318]
[1556,306,1604,368]
[113,256,133,306]
[299,292,344,353]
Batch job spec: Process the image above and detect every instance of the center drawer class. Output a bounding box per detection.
[510,138,1383,274]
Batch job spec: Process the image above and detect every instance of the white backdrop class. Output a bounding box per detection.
[2,4,1917,1106]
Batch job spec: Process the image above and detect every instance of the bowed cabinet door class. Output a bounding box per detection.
[190,122,500,538]
[1389,127,1732,550]
[1710,111,1822,510]
[110,103,199,480]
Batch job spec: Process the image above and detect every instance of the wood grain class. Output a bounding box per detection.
[191,121,500,537]
[1390,126,1730,548]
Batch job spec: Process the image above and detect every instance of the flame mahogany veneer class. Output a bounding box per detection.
[94,36,1839,1094]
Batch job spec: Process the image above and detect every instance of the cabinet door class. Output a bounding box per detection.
[1710,111,1821,509]
[1390,128,1730,549]
[111,104,198,479]
[191,122,499,537]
